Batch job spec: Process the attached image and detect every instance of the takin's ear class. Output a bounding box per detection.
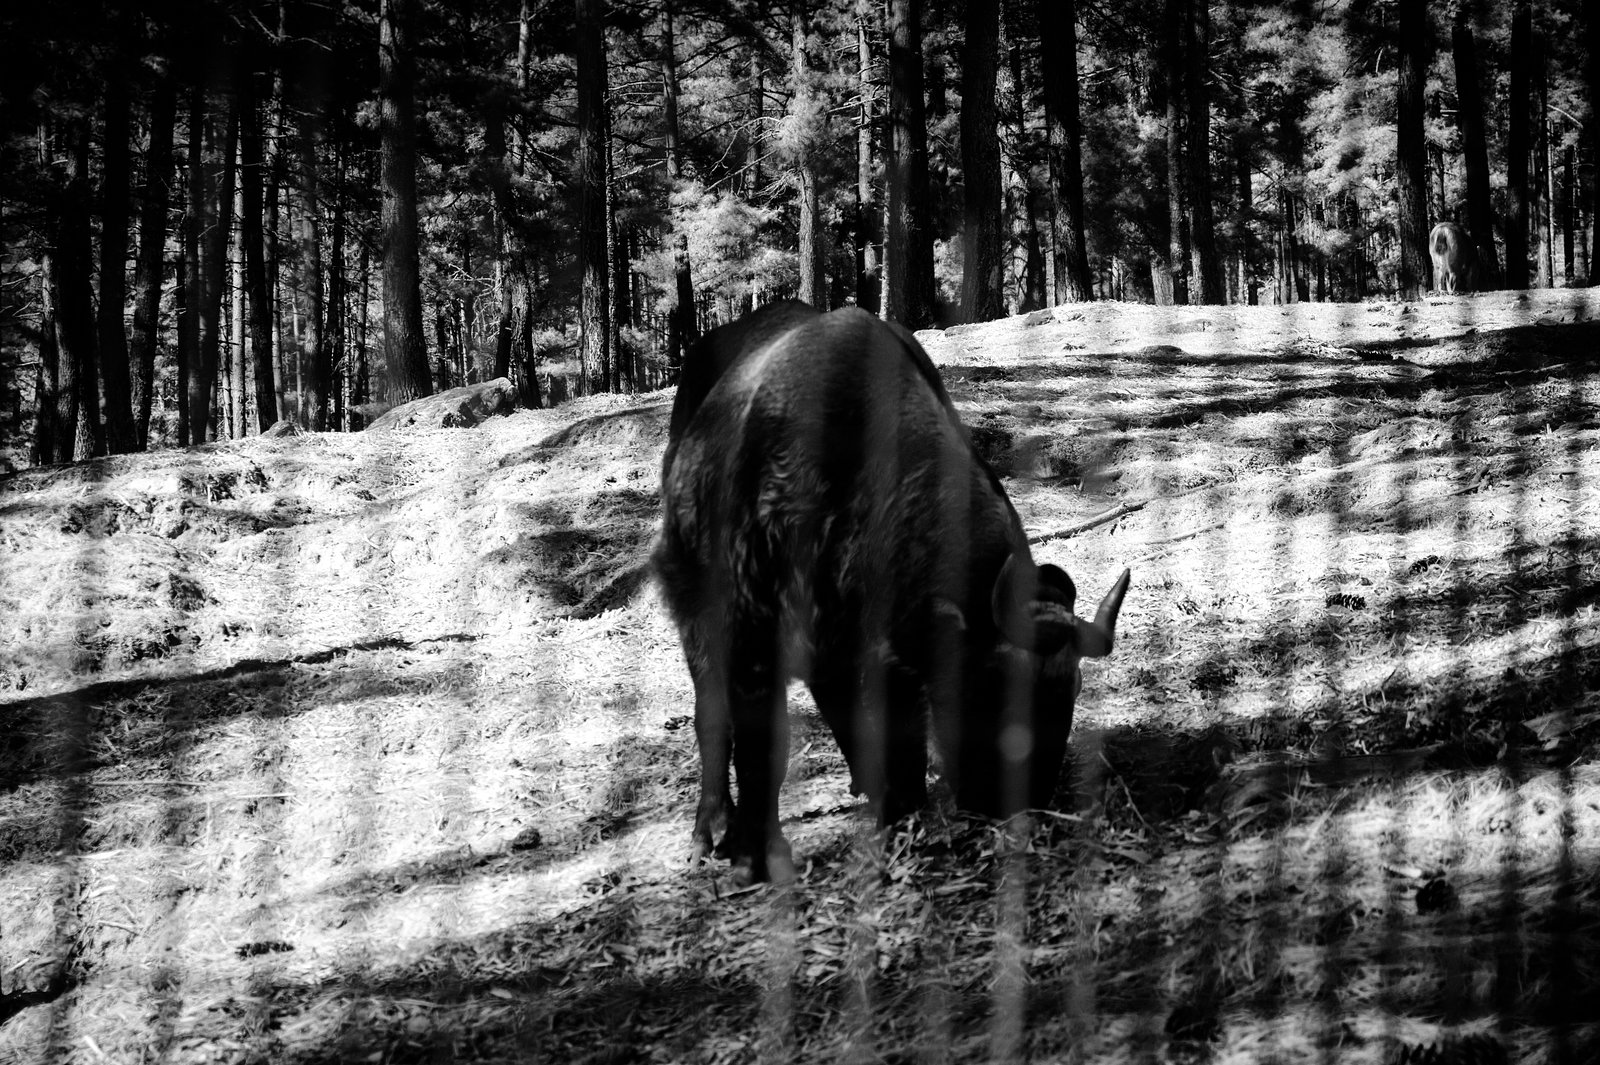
[991,555,1078,654]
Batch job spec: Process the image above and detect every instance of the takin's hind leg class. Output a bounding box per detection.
[685,640,734,867]
[727,658,796,885]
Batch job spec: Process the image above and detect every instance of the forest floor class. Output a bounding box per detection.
[3,290,1600,1064]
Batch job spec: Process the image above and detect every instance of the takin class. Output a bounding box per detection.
[1429,221,1480,295]
[653,302,1130,885]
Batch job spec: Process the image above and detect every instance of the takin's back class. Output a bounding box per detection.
[655,306,1023,651]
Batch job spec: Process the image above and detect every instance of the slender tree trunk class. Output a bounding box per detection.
[231,176,246,437]
[353,242,371,428]
[33,248,65,465]
[238,66,275,432]
[884,0,936,327]
[194,96,238,443]
[792,4,827,308]
[1587,0,1600,281]
[516,0,533,175]
[57,124,103,459]
[328,140,346,428]
[98,72,136,452]
[575,0,610,392]
[479,77,524,391]
[179,86,202,446]
[522,279,543,407]
[662,3,698,367]
[1534,36,1554,288]
[740,13,766,314]
[855,0,881,314]
[482,89,517,385]
[1005,38,1046,312]
[1562,145,1575,282]
[608,127,633,391]
[1037,0,1092,302]
[1505,1,1531,290]
[1184,0,1224,303]
[746,16,765,203]
[1395,0,1430,298]
[130,75,176,449]
[1236,135,1255,303]
[958,0,1003,322]
[379,0,432,403]
[1452,12,1499,286]
[294,89,326,428]
[1167,0,1191,304]
[267,10,288,425]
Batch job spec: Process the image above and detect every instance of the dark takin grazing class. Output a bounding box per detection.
[654,302,1131,884]
[1428,221,1480,295]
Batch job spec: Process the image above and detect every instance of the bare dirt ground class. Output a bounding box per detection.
[2,290,1599,1064]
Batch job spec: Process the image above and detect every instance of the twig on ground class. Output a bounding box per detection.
[1028,500,1149,544]
[1135,520,1229,562]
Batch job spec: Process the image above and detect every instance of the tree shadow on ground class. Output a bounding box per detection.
[0,633,479,795]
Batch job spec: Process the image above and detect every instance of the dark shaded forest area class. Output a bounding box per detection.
[0,0,1597,472]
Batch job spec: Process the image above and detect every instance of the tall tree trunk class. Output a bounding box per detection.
[33,248,65,465]
[486,100,516,383]
[522,278,543,407]
[575,0,610,393]
[130,75,176,449]
[179,84,202,447]
[1562,145,1576,282]
[380,0,432,402]
[266,8,288,426]
[1037,0,1092,302]
[884,0,936,327]
[516,0,533,175]
[353,242,371,428]
[1395,0,1430,298]
[1452,11,1499,286]
[1005,38,1046,312]
[1236,134,1256,303]
[328,140,346,429]
[1505,1,1532,290]
[1587,0,1600,281]
[1534,35,1554,288]
[294,91,326,428]
[1184,0,1224,303]
[958,0,1003,322]
[239,64,275,432]
[792,4,827,308]
[231,175,246,437]
[57,124,103,459]
[98,70,137,452]
[1162,0,1189,305]
[607,123,632,391]
[741,12,766,313]
[746,15,765,203]
[855,0,882,314]
[194,95,239,443]
[662,3,698,368]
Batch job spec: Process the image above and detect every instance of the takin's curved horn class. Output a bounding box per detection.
[1073,568,1131,658]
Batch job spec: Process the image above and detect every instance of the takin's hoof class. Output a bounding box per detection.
[724,846,798,887]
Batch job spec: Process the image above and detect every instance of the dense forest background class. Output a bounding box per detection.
[0,0,1597,470]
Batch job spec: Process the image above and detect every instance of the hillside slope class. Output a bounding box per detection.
[3,291,1599,1064]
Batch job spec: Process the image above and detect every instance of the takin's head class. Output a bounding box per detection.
[933,555,1131,816]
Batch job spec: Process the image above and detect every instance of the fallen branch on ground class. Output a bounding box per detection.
[1028,500,1148,544]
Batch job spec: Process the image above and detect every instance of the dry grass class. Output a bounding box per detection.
[2,290,1599,1063]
